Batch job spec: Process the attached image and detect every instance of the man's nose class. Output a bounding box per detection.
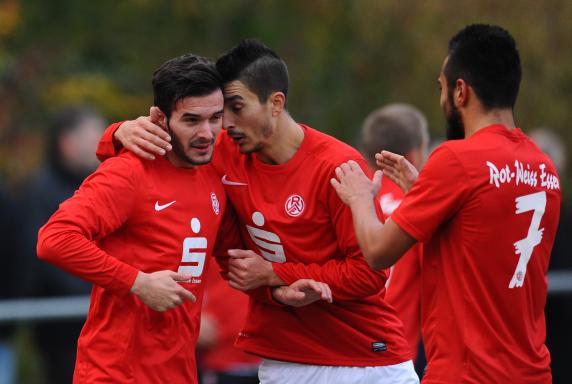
[222,115,234,131]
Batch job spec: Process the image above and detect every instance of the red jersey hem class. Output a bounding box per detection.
[236,341,410,367]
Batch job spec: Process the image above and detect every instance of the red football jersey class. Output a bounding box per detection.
[211,125,411,366]
[37,150,228,384]
[392,125,561,383]
[378,178,422,362]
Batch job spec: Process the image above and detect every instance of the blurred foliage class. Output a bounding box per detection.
[1,0,571,192]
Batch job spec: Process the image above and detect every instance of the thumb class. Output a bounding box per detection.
[178,288,197,303]
[150,106,162,124]
[372,170,383,194]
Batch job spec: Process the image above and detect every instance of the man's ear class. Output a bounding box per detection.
[454,79,469,108]
[269,92,286,117]
[150,106,168,130]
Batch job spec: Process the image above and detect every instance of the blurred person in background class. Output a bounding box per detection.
[0,183,22,384]
[20,105,106,383]
[529,127,571,382]
[197,265,261,384]
[359,103,428,375]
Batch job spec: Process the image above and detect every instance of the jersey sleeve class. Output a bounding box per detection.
[391,145,472,242]
[96,122,125,162]
[36,156,141,294]
[272,157,389,301]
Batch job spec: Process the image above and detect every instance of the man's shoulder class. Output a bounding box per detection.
[304,125,365,167]
[97,152,147,178]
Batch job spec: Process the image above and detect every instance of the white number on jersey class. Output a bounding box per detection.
[509,191,546,288]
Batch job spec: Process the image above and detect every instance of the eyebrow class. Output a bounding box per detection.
[180,109,224,119]
[224,95,244,103]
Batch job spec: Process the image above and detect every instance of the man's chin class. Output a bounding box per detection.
[184,151,214,166]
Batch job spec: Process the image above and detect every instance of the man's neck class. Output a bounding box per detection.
[256,113,305,165]
[464,107,516,138]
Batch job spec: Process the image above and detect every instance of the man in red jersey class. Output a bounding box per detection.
[332,24,561,383]
[360,103,429,366]
[36,53,329,384]
[97,40,418,383]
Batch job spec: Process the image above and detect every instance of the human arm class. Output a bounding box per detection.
[269,157,394,301]
[330,160,417,269]
[36,157,195,311]
[332,147,471,270]
[96,107,172,162]
[212,205,331,305]
[375,150,419,193]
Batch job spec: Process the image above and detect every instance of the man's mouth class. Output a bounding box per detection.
[227,131,246,144]
[190,139,214,152]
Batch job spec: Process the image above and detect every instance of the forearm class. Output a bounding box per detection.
[348,197,388,270]
[96,122,124,161]
[272,252,387,300]
[37,225,138,294]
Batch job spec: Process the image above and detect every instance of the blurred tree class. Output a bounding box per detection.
[0,0,570,192]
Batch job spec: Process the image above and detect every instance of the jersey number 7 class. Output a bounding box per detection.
[509,191,546,289]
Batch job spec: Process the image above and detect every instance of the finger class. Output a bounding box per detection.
[130,144,156,161]
[320,283,333,303]
[228,279,246,291]
[382,170,404,189]
[178,288,196,303]
[330,177,341,192]
[227,271,243,284]
[334,166,344,180]
[172,295,183,306]
[140,119,171,143]
[171,272,193,282]
[134,136,167,156]
[228,249,250,258]
[380,150,402,162]
[340,162,351,175]
[140,129,172,152]
[283,288,306,301]
[348,160,361,172]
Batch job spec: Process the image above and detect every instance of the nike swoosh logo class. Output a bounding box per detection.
[155,200,176,211]
[221,175,248,186]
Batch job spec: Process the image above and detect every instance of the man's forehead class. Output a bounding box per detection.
[223,80,255,100]
[174,91,224,113]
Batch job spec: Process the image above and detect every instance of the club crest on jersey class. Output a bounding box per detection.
[210,192,220,215]
[285,194,305,217]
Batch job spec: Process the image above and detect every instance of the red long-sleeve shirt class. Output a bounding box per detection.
[37,151,228,383]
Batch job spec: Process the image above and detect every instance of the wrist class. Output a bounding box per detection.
[130,271,147,295]
[271,286,286,304]
[266,263,285,286]
[348,193,374,210]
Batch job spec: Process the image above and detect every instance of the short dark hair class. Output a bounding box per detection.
[153,54,221,118]
[445,24,521,110]
[216,39,289,103]
[361,103,428,165]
